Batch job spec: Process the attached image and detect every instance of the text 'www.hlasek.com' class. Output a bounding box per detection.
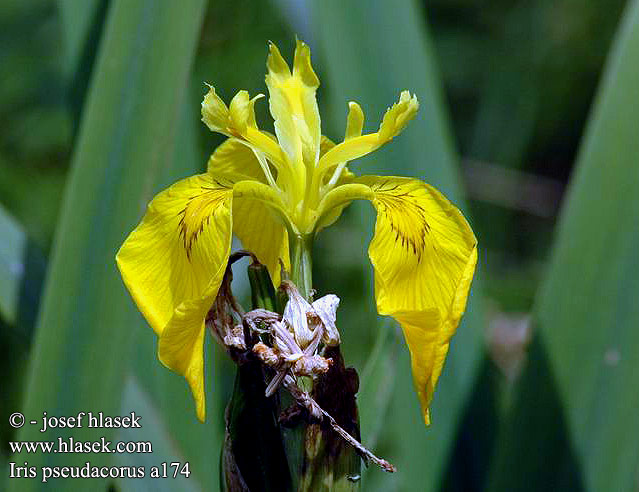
[7,411,191,483]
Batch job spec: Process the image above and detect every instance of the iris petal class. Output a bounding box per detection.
[116,174,234,334]
[362,175,477,423]
[266,40,321,170]
[317,91,419,176]
[232,196,290,285]
[207,138,267,183]
[116,173,234,419]
[206,139,290,283]
[201,86,288,175]
[315,175,477,423]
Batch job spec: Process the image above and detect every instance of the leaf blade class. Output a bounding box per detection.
[487,1,639,490]
[10,1,207,490]
[0,204,45,334]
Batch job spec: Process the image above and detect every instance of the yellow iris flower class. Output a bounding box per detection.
[116,40,477,425]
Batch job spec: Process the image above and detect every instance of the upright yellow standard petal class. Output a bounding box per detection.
[116,173,234,420]
[265,40,321,170]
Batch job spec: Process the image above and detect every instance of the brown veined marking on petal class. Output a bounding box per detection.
[374,180,431,262]
[177,178,231,260]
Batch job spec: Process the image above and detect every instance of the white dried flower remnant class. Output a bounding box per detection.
[280,281,341,351]
[242,280,396,474]
[244,281,342,397]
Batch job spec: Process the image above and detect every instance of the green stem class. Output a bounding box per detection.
[287,233,362,491]
[289,233,314,299]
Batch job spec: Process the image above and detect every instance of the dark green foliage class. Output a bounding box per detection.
[2,0,639,490]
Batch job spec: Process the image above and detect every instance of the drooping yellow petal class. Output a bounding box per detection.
[265,40,321,169]
[391,309,441,425]
[317,92,419,176]
[362,176,476,313]
[361,175,477,424]
[233,196,289,285]
[158,298,210,422]
[116,174,234,334]
[116,174,234,421]
[316,175,477,423]
[209,139,290,283]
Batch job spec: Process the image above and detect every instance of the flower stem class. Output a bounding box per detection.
[286,233,363,491]
[289,233,314,299]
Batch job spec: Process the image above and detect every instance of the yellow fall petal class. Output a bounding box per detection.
[361,175,477,423]
[158,298,210,422]
[316,175,477,423]
[116,173,234,420]
[391,309,441,425]
[233,197,289,285]
[116,174,234,335]
[361,176,476,314]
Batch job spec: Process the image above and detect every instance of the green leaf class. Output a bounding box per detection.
[114,376,201,492]
[57,0,111,135]
[0,204,45,335]
[357,320,400,452]
[304,1,485,490]
[57,0,103,77]
[121,79,225,492]
[487,1,639,490]
[10,1,206,491]
[57,0,100,73]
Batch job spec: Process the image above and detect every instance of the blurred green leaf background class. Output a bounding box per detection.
[1,0,638,490]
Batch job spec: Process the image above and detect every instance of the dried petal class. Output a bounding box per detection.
[312,294,341,346]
